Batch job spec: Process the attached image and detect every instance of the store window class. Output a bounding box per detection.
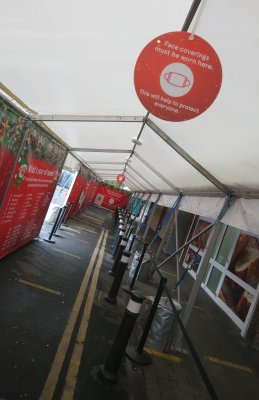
[183,218,211,273]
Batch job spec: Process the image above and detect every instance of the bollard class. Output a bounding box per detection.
[125,276,167,366]
[123,242,149,294]
[109,237,128,276]
[112,228,126,258]
[105,251,131,304]
[111,219,124,248]
[43,208,63,243]
[100,290,145,382]
[126,225,133,240]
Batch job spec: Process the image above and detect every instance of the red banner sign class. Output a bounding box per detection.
[93,185,129,210]
[0,108,66,259]
[134,31,222,121]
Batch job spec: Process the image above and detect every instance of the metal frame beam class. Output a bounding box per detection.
[28,115,144,123]
[85,161,125,165]
[125,176,143,192]
[70,148,131,153]
[125,171,149,192]
[127,164,159,192]
[134,152,179,193]
[146,118,230,195]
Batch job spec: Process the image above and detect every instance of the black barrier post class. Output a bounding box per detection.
[123,242,148,293]
[43,208,63,243]
[53,206,66,237]
[105,251,131,304]
[100,290,145,382]
[111,219,124,248]
[109,237,128,276]
[112,228,126,258]
[56,204,68,231]
[63,201,75,226]
[58,204,70,230]
[125,276,167,366]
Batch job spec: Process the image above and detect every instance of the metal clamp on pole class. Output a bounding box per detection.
[43,207,63,243]
[100,290,145,382]
[126,276,167,365]
[105,251,131,304]
[109,237,128,276]
[123,242,148,294]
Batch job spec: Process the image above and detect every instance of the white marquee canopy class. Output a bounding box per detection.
[1,0,259,233]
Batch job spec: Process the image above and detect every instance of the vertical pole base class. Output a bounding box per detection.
[99,365,117,382]
[43,238,56,244]
[122,285,132,294]
[105,295,117,304]
[125,345,152,366]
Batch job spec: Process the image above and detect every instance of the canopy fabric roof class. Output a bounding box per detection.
[1,0,259,232]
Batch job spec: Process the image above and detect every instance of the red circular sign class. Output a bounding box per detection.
[134,31,222,122]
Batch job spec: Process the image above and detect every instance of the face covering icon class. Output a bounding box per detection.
[164,72,190,88]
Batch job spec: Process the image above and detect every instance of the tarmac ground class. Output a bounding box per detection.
[0,205,258,400]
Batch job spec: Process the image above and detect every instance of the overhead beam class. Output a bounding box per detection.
[84,161,125,165]
[125,176,143,192]
[70,148,131,153]
[28,115,144,123]
[134,152,179,193]
[125,171,149,192]
[146,118,230,195]
[127,164,159,192]
[94,168,123,171]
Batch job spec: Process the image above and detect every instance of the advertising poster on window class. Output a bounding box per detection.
[0,120,67,259]
[219,232,259,321]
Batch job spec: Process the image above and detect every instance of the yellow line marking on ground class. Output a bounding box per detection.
[160,269,177,277]
[39,229,105,400]
[61,230,108,400]
[206,356,253,373]
[144,347,182,364]
[18,279,63,296]
[51,248,81,259]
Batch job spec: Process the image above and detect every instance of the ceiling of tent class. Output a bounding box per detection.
[1,0,259,197]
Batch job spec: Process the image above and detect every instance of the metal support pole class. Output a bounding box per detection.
[109,237,128,276]
[127,234,136,253]
[105,251,131,304]
[43,208,63,243]
[123,243,149,293]
[142,200,159,242]
[173,223,222,348]
[175,208,180,303]
[154,210,175,262]
[126,276,167,365]
[100,290,145,382]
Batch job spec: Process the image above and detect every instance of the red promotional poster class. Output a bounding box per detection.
[67,167,92,217]
[0,102,26,202]
[134,31,222,121]
[93,184,129,211]
[0,118,67,259]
